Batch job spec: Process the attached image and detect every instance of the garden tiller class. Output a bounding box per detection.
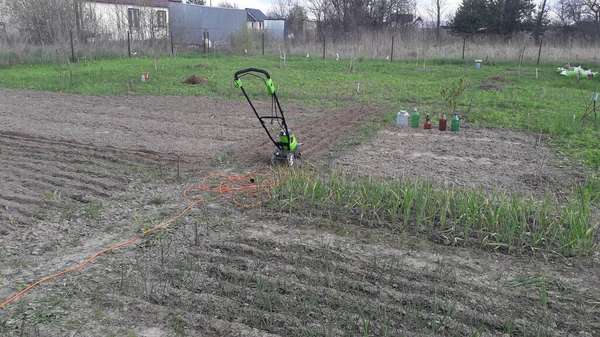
[234,68,302,166]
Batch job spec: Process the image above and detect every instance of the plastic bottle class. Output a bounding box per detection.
[424,114,431,129]
[396,110,409,127]
[439,113,447,131]
[411,109,419,128]
[451,113,459,131]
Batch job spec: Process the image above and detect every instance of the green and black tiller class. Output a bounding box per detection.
[234,68,302,166]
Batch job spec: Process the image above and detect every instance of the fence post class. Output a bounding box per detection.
[461,36,466,60]
[322,36,326,60]
[262,31,265,56]
[70,29,76,63]
[203,31,207,53]
[390,35,394,63]
[536,37,543,66]
[127,31,131,58]
[207,31,210,54]
[170,30,174,55]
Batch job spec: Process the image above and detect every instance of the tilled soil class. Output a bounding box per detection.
[0,89,598,337]
[337,126,584,196]
[0,88,372,225]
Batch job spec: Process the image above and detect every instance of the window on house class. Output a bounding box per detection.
[128,8,140,30]
[157,10,166,28]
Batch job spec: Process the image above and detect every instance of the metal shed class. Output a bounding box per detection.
[168,2,246,45]
[264,19,287,41]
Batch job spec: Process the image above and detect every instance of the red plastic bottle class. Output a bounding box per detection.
[424,114,431,129]
[439,113,447,131]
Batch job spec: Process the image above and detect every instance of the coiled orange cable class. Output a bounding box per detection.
[0,168,281,310]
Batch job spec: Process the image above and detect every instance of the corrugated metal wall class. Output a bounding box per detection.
[264,19,286,41]
[168,3,246,45]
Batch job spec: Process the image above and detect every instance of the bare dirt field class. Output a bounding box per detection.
[337,126,582,197]
[0,88,599,337]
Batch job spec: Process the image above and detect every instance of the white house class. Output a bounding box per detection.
[246,8,266,30]
[82,0,182,41]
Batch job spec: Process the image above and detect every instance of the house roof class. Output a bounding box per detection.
[246,8,267,22]
[88,0,181,8]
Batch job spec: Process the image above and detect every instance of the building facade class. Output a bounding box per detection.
[83,0,181,40]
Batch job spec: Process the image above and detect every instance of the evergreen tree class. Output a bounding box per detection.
[449,0,491,35]
[450,0,537,37]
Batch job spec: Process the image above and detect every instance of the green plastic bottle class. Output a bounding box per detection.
[451,114,459,131]
[411,109,419,128]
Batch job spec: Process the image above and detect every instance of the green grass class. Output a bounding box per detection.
[270,169,597,257]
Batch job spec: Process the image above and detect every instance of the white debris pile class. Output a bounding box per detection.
[557,65,597,78]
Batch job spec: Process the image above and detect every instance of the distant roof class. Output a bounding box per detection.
[246,8,267,22]
[88,0,182,8]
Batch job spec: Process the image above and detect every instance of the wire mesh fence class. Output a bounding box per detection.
[1,25,600,66]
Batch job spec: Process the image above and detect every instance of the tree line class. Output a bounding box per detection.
[270,0,600,43]
[1,0,600,45]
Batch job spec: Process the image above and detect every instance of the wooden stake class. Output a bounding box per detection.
[127,31,131,58]
[390,35,394,63]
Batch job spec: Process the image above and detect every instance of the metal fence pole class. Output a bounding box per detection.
[70,29,76,63]
[127,31,131,58]
[390,35,394,63]
[536,37,543,66]
[170,30,174,55]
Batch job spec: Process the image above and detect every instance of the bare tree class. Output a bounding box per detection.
[269,0,297,17]
[581,0,600,37]
[534,0,549,44]
[5,0,76,44]
[425,0,448,42]
[305,0,415,34]
[551,0,600,39]
[218,1,239,8]
[306,0,333,22]
[552,0,577,27]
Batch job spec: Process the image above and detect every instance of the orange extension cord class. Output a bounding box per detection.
[0,168,279,310]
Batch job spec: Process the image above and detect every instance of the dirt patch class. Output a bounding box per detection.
[0,88,377,223]
[195,64,205,68]
[478,83,504,91]
[241,106,377,163]
[4,203,598,336]
[337,126,583,196]
[490,75,509,83]
[183,74,207,84]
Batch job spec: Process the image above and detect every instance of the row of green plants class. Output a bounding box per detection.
[266,169,596,257]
